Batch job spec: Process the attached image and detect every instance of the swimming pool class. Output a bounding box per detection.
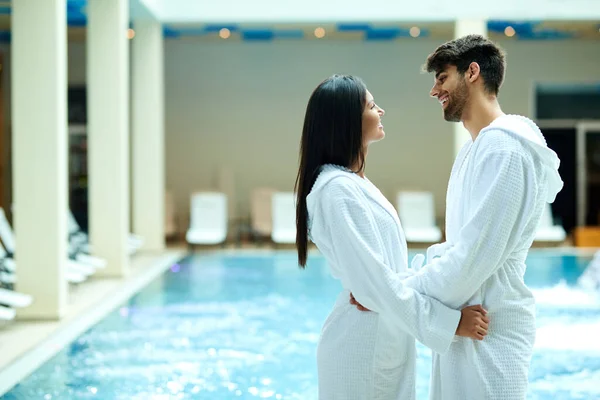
[2,250,599,399]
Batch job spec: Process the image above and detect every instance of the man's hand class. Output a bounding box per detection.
[350,294,491,342]
[456,304,489,340]
[349,292,371,311]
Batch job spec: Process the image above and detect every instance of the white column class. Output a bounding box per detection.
[453,19,488,156]
[87,0,130,276]
[132,19,165,251]
[12,0,68,319]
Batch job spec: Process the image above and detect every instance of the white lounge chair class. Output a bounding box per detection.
[0,287,32,308]
[271,192,297,245]
[0,270,29,322]
[250,187,276,242]
[0,305,15,321]
[67,211,94,255]
[66,215,107,269]
[186,192,228,246]
[0,271,15,285]
[0,242,33,311]
[1,257,15,273]
[396,191,442,243]
[68,210,143,255]
[0,259,33,307]
[534,204,567,243]
[0,208,88,283]
[0,244,16,284]
[65,270,86,284]
[165,191,177,239]
[128,234,144,252]
[0,208,16,257]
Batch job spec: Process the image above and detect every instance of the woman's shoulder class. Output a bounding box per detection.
[307,165,366,215]
[313,165,363,197]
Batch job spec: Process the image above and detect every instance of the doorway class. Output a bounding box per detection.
[578,123,600,227]
[535,82,600,235]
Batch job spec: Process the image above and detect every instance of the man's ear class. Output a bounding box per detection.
[467,62,480,83]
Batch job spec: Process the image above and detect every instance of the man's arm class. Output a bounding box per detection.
[402,147,535,309]
[317,180,488,352]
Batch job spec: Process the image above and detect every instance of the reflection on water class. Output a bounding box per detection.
[2,252,598,400]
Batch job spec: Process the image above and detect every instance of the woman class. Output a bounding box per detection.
[294,75,489,399]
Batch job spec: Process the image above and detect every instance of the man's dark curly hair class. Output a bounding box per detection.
[423,34,506,95]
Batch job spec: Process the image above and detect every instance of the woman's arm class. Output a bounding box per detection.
[315,179,486,353]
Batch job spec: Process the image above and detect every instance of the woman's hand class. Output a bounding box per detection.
[456,305,489,340]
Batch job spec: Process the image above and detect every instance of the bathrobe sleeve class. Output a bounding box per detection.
[317,178,461,354]
[403,145,535,308]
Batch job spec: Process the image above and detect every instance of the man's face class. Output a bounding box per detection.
[429,65,469,122]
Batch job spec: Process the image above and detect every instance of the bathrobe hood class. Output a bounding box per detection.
[484,114,563,203]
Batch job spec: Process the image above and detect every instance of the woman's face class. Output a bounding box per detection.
[362,90,385,147]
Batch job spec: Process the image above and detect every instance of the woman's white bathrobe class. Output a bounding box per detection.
[306,165,462,400]
[404,115,563,400]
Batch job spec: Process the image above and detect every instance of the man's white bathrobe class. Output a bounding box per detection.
[404,115,563,400]
[307,165,462,400]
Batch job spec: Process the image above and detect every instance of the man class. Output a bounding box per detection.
[351,34,563,399]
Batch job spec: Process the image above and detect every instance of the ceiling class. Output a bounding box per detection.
[161,21,600,42]
[0,1,598,43]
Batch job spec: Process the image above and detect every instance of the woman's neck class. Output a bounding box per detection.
[349,161,366,178]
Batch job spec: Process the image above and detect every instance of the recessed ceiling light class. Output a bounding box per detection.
[219,28,231,39]
[314,27,325,38]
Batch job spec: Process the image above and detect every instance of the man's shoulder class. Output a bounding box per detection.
[476,128,524,155]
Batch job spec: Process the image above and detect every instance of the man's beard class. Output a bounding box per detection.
[444,81,468,122]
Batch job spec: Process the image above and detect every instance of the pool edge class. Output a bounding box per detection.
[0,250,187,397]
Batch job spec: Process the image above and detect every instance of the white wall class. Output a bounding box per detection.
[495,40,600,117]
[164,39,455,225]
[163,38,600,227]
[4,38,600,232]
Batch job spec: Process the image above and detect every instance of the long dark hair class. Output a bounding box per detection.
[294,74,367,267]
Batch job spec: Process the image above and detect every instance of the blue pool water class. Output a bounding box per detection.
[2,250,600,400]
